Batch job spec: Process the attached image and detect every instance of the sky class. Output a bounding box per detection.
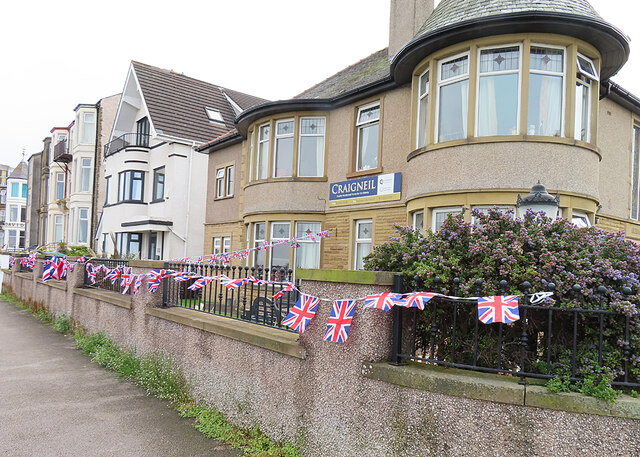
[0,0,638,167]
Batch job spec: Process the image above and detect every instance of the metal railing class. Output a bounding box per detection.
[18,259,33,273]
[104,133,151,158]
[162,262,299,331]
[53,140,71,162]
[391,275,640,389]
[83,258,131,294]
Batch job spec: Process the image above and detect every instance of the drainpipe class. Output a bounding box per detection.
[90,103,100,251]
[183,141,195,258]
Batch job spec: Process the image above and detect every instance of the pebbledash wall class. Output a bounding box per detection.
[4,260,640,456]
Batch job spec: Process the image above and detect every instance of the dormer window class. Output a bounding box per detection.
[205,107,225,125]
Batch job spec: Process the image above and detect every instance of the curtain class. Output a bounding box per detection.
[478,77,497,136]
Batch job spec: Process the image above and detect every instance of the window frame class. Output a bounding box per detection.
[416,69,430,149]
[152,167,165,202]
[631,124,640,221]
[82,112,96,144]
[354,219,373,270]
[435,51,470,144]
[571,210,591,228]
[475,43,523,137]
[294,221,322,270]
[298,116,326,177]
[54,215,63,243]
[118,170,144,202]
[574,53,598,143]
[273,118,295,178]
[225,165,234,197]
[432,206,464,232]
[79,157,92,192]
[55,172,65,200]
[78,208,89,243]
[471,205,516,225]
[256,124,270,181]
[412,210,424,232]
[355,102,381,173]
[269,221,291,271]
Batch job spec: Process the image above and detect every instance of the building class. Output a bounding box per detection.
[34,137,51,248]
[98,61,266,259]
[0,163,13,248]
[25,151,42,248]
[4,161,28,251]
[198,0,637,271]
[46,125,72,247]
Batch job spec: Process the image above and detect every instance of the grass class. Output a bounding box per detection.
[2,290,300,457]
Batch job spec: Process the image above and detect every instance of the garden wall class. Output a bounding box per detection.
[4,261,640,457]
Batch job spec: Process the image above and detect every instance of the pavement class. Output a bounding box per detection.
[0,300,239,457]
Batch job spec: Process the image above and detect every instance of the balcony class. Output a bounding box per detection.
[53,140,71,163]
[104,133,151,158]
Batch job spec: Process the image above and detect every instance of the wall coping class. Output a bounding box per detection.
[129,259,165,268]
[363,362,640,420]
[73,287,132,309]
[15,272,33,280]
[37,279,67,291]
[296,269,397,285]
[3,269,12,275]
[146,306,305,359]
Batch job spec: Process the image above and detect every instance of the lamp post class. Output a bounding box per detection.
[516,181,560,219]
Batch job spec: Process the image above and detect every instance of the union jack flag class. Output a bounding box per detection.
[8,257,15,268]
[147,269,173,293]
[403,292,437,310]
[282,294,320,333]
[224,277,249,290]
[477,295,520,324]
[132,274,145,295]
[42,259,56,282]
[172,271,200,282]
[323,299,357,343]
[188,276,215,291]
[85,263,97,284]
[247,276,269,286]
[105,267,121,284]
[76,256,88,264]
[46,256,67,281]
[64,259,74,272]
[121,268,134,294]
[273,282,296,300]
[363,292,405,311]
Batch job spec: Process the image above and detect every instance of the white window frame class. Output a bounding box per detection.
[80,157,92,192]
[55,172,65,200]
[249,130,255,182]
[571,210,591,228]
[253,222,266,268]
[269,221,291,271]
[412,210,424,232]
[297,116,326,177]
[215,168,225,198]
[205,107,224,125]
[78,208,89,243]
[632,124,640,221]
[257,124,269,180]
[475,44,523,137]
[54,215,63,243]
[225,165,234,196]
[355,102,381,172]
[435,51,470,144]
[9,205,18,222]
[273,118,294,178]
[354,219,373,270]
[294,221,322,269]
[82,112,96,144]
[528,43,567,137]
[416,69,430,149]
[574,53,598,143]
[432,207,463,232]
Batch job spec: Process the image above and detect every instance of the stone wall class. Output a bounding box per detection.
[4,261,640,457]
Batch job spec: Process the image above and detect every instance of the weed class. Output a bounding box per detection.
[52,314,71,333]
[632,390,638,399]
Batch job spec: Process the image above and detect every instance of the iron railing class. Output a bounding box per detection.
[83,258,130,294]
[18,259,33,273]
[104,133,151,158]
[162,262,299,331]
[53,140,71,163]
[391,275,640,389]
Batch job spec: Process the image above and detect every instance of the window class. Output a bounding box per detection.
[118,170,144,202]
[212,236,231,264]
[249,130,255,182]
[632,125,640,220]
[9,205,18,222]
[215,165,234,198]
[274,119,294,177]
[471,206,515,224]
[0,209,5,223]
[437,53,469,142]
[80,158,92,192]
[571,211,591,228]
[22,183,27,199]
[575,54,598,142]
[78,208,89,243]
[257,124,269,180]
[70,208,75,242]
[20,207,25,223]
[136,117,150,147]
[8,230,16,249]
[205,107,224,125]
[416,70,429,148]
[477,46,520,136]
[55,173,65,200]
[105,176,111,205]
[0,189,5,204]
[54,215,63,242]
[116,232,142,257]
[11,182,19,197]
[412,210,424,232]
[82,112,96,143]
[253,222,266,268]
[528,45,565,137]
[354,219,372,270]
[270,222,291,270]
[295,222,321,269]
[432,207,463,232]
[153,167,165,201]
[19,230,24,248]
[356,103,380,171]
[298,117,325,177]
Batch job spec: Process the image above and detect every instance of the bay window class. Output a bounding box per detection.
[354,219,372,270]
[257,124,269,180]
[416,70,429,148]
[253,222,266,268]
[298,117,325,177]
[118,170,144,202]
[55,173,65,200]
[54,215,63,243]
[432,207,463,232]
[78,208,89,243]
[575,54,598,142]
[295,222,321,269]
[437,53,469,142]
[80,157,92,192]
[270,222,291,270]
[412,210,424,232]
[274,119,294,177]
[477,46,520,136]
[116,232,142,257]
[528,45,565,137]
[356,103,380,172]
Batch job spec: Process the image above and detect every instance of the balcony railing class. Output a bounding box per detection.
[53,140,71,163]
[104,133,151,158]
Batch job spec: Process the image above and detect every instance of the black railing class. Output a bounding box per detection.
[53,140,71,163]
[18,259,33,273]
[392,275,640,389]
[83,258,130,294]
[162,262,299,331]
[104,133,151,157]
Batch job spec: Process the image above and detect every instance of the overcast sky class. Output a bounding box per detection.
[0,0,637,167]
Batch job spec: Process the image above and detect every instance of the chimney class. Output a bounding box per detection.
[389,0,435,58]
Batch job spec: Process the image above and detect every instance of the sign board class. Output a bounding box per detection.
[329,173,401,207]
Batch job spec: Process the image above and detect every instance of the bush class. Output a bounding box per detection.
[364,208,640,397]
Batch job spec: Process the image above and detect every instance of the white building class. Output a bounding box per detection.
[47,126,72,247]
[99,61,265,259]
[4,161,28,251]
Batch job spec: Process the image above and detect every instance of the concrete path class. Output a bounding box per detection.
[0,300,239,457]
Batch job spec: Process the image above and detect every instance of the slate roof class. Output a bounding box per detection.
[8,161,27,180]
[132,62,268,143]
[416,0,603,38]
[295,49,390,100]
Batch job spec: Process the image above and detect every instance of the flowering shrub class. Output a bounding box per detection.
[364,208,640,395]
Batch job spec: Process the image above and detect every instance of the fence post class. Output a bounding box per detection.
[390,273,405,366]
